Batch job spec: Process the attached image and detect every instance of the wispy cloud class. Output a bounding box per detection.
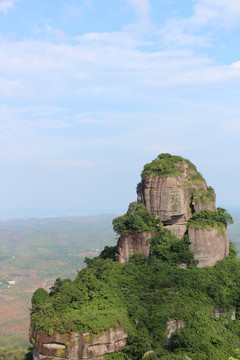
[126,0,152,30]
[63,0,93,20]
[1,32,240,103]
[192,0,240,28]
[159,0,240,49]
[0,105,70,139]
[0,0,17,15]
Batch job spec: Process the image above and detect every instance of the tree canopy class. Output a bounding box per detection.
[30,230,240,360]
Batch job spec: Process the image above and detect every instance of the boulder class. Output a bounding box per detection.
[116,231,157,264]
[166,320,185,346]
[164,224,187,239]
[188,227,229,268]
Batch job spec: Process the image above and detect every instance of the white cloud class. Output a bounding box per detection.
[159,0,240,49]
[192,0,240,28]
[0,105,70,139]
[0,0,16,15]
[0,77,26,96]
[158,16,212,48]
[0,16,240,105]
[0,33,239,102]
[231,61,240,68]
[126,0,152,30]
[63,0,92,20]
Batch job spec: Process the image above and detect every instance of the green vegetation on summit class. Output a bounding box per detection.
[141,153,204,183]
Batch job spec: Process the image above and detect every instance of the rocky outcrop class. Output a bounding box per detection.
[164,224,187,239]
[166,320,185,346]
[30,326,127,360]
[188,227,229,268]
[213,307,236,320]
[137,164,216,231]
[133,155,230,268]
[115,155,229,268]
[116,232,157,264]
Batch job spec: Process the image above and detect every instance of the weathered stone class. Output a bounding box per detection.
[116,231,157,264]
[138,172,192,225]
[118,157,228,268]
[178,263,187,269]
[30,326,127,360]
[137,163,215,238]
[164,224,187,239]
[213,307,236,320]
[166,320,185,346]
[188,227,229,268]
[193,200,216,213]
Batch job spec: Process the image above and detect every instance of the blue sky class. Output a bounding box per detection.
[0,0,240,217]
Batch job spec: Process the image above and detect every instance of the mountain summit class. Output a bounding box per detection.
[116,154,230,267]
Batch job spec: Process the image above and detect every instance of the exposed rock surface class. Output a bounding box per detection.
[188,227,229,268]
[137,164,216,229]
[164,224,187,239]
[30,326,127,360]
[166,320,185,346]
[116,231,157,264]
[116,155,229,268]
[213,307,236,321]
[193,199,216,213]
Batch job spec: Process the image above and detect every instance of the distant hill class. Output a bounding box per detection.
[0,214,117,350]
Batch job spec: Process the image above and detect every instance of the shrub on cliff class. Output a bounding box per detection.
[187,208,233,230]
[112,202,162,235]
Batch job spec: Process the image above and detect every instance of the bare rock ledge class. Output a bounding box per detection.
[30,326,127,360]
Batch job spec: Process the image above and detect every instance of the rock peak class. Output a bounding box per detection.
[116,153,230,268]
[137,153,216,238]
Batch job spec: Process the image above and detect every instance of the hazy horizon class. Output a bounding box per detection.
[0,204,240,221]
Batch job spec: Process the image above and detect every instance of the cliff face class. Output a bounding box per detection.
[116,231,157,264]
[117,154,229,268]
[30,326,127,360]
[188,227,229,268]
[137,163,216,229]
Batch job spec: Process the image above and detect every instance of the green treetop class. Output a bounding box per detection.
[112,202,162,236]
